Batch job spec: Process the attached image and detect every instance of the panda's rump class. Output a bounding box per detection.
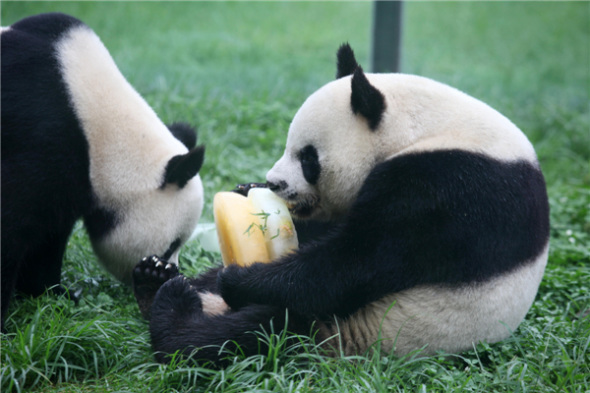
[1,13,94,248]
[320,245,548,356]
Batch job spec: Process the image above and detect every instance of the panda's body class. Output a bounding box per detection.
[1,13,205,329]
[134,44,549,366]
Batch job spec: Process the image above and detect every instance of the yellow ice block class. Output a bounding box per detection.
[213,188,298,267]
[214,192,270,266]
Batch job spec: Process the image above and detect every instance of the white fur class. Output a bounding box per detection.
[267,73,537,221]
[56,26,203,282]
[199,292,229,317]
[318,245,548,356]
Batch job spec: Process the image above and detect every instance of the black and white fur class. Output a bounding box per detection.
[134,44,549,366]
[1,13,205,329]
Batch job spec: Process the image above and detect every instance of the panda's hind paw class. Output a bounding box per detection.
[133,255,180,320]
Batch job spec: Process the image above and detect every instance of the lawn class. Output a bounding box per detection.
[1,2,589,392]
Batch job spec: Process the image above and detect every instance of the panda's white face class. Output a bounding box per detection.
[91,176,203,284]
[267,78,381,221]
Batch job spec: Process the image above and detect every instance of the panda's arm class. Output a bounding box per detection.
[218,162,422,318]
[217,228,398,319]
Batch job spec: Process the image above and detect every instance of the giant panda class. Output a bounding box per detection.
[1,13,205,330]
[133,43,549,367]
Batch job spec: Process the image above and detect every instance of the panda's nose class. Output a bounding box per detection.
[267,180,287,192]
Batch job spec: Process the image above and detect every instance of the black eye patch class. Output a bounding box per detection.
[298,145,321,185]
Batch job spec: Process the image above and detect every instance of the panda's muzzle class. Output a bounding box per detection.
[267,180,288,193]
[285,194,320,218]
[265,180,320,218]
[289,202,314,217]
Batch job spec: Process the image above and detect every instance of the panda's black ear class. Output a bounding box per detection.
[161,145,205,189]
[350,66,386,131]
[167,122,197,149]
[336,43,359,79]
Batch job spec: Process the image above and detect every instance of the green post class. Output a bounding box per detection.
[371,1,403,73]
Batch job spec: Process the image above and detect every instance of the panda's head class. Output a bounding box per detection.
[266,44,388,221]
[85,123,205,284]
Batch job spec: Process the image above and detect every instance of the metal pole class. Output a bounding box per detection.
[371,1,403,73]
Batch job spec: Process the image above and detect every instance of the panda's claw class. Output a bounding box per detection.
[133,255,180,320]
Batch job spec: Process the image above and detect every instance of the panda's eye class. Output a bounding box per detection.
[298,145,321,185]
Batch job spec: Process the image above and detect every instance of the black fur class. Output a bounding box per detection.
[84,205,119,240]
[0,13,199,330]
[145,150,549,364]
[336,43,359,79]
[298,145,321,185]
[161,145,205,189]
[336,43,386,129]
[167,122,197,149]
[161,238,182,261]
[1,13,91,330]
[350,67,386,130]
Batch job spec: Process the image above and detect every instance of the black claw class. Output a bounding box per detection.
[133,255,180,320]
[232,182,268,197]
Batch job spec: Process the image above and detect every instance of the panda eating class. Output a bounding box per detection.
[1,13,205,330]
[133,44,549,366]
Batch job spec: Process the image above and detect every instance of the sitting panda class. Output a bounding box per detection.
[133,43,549,366]
[1,13,205,330]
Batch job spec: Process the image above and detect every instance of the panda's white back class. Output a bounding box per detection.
[369,73,537,163]
[56,25,189,205]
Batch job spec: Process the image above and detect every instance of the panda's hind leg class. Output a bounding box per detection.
[149,275,312,367]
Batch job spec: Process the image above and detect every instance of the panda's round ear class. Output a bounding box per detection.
[336,43,359,79]
[351,67,386,131]
[167,122,197,149]
[161,145,205,189]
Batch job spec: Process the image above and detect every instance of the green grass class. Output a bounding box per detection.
[2,2,589,392]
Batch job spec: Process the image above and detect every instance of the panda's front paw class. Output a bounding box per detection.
[133,255,179,319]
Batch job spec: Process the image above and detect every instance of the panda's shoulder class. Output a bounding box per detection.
[359,149,544,202]
[8,13,85,40]
[347,149,548,283]
[2,13,87,68]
